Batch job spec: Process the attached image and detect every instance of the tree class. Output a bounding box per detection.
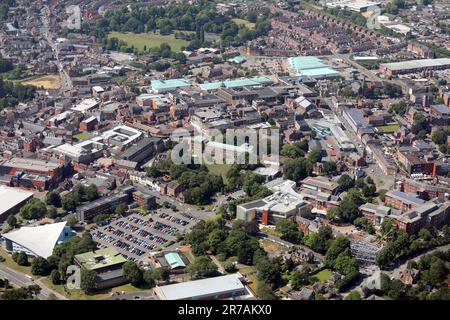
[152,267,170,282]
[19,198,47,220]
[290,267,311,289]
[256,281,275,300]
[46,191,61,208]
[84,184,100,202]
[115,203,128,216]
[304,226,333,254]
[276,220,303,244]
[15,251,28,266]
[283,158,313,182]
[66,214,78,228]
[345,290,361,300]
[338,174,354,191]
[307,150,322,164]
[31,257,51,276]
[122,261,143,286]
[255,257,280,285]
[50,269,61,285]
[188,256,217,277]
[431,130,448,145]
[322,161,337,176]
[223,260,236,273]
[46,206,58,219]
[324,236,351,268]
[143,270,155,288]
[80,269,97,294]
[6,215,17,228]
[362,184,376,197]
[62,195,77,212]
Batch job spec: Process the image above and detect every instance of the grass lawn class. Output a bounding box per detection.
[232,18,256,29]
[247,274,259,297]
[382,295,393,300]
[108,31,189,52]
[0,247,34,276]
[260,240,287,254]
[312,268,333,283]
[376,124,401,134]
[22,75,61,90]
[260,226,282,237]
[74,132,92,140]
[40,277,147,300]
[238,266,257,275]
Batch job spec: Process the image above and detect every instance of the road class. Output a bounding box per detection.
[0,264,67,300]
[40,6,73,94]
[385,243,450,277]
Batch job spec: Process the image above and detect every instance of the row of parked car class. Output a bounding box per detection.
[158,213,189,226]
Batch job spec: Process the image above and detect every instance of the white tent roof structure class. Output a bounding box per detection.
[1,222,67,258]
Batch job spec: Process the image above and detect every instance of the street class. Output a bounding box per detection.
[0,264,67,300]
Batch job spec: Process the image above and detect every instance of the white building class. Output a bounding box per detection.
[0,186,34,222]
[1,222,75,258]
[154,273,254,300]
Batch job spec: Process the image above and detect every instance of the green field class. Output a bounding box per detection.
[108,32,189,52]
[312,268,333,283]
[74,132,92,140]
[232,18,256,29]
[376,124,401,134]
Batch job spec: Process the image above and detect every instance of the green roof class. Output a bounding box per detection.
[74,247,127,271]
[288,56,327,71]
[199,76,273,91]
[287,56,341,78]
[151,78,191,90]
[164,252,186,269]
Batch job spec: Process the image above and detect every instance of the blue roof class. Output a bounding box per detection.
[288,56,341,78]
[164,252,186,269]
[152,79,191,90]
[199,76,273,91]
[288,56,328,71]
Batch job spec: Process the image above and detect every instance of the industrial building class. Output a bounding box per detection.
[1,222,75,258]
[379,58,450,76]
[287,56,341,79]
[0,186,34,222]
[198,76,274,91]
[151,79,192,93]
[154,273,255,300]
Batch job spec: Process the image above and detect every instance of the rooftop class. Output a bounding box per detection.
[0,186,34,218]
[380,58,450,71]
[74,247,127,271]
[155,273,247,300]
[1,222,68,258]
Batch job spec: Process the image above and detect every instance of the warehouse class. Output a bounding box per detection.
[151,79,192,93]
[0,186,34,222]
[154,273,254,300]
[287,56,341,79]
[379,58,450,76]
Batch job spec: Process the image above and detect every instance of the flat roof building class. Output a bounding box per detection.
[154,273,254,300]
[0,186,34,222]
[379,58,450,76]
[287,57,341,79]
